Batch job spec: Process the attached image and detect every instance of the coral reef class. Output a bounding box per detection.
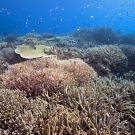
[0,57,8,74]
[0,77,135,134]
[119,32,135,45]
[0,47,23,74]
[44,46,81,60]
[2,34,18,43]
[0,57,97,96]
[24,37,39,46]
[1,47,23,64]
[42,45,129,77]
[72,27,119,45]
[118,44,135,71]
[15,45,56,59]
[1,29,135,134]
[83,45,128,76]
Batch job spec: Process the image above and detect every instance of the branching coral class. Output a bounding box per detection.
[84,45,128,76]
[118,44,135,72]
[0,89,43,134]
[44,46,80,60]
[44,45,129,77]
[0,76,135,134]
[72,27,119,45]
[0,57,97,96]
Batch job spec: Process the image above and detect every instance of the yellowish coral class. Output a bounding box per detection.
[15,44,56,59]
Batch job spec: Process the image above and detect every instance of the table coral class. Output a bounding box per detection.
[15,45,56,59]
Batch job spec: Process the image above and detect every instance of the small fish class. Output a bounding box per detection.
[18,19,21,23]
[18,62,23,67]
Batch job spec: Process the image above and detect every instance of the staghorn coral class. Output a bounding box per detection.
[0,89,50,135]
[0,76,135,134]
[0,57,97,96]
[83,45,128,76]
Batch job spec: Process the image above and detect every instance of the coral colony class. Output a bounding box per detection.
[0,27,135,134]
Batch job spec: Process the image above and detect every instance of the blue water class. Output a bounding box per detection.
[0,0,135,36]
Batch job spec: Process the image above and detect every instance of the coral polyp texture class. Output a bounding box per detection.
[0,57,97,96]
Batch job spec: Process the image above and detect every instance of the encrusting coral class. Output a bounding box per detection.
[0,57,97,96]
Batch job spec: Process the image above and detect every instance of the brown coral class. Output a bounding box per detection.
[84,45,128,76]
[0,76,134,134]
[0,57,97,96]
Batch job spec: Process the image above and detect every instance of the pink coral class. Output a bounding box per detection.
[0,57,97,96]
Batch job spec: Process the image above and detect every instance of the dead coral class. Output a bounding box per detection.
[84,45,128,76]
[0,57,97,96]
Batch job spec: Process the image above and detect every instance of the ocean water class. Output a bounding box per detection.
[0,0,135,36]
[1,1,135,134]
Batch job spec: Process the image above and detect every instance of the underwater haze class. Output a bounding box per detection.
[0,0,135,36]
